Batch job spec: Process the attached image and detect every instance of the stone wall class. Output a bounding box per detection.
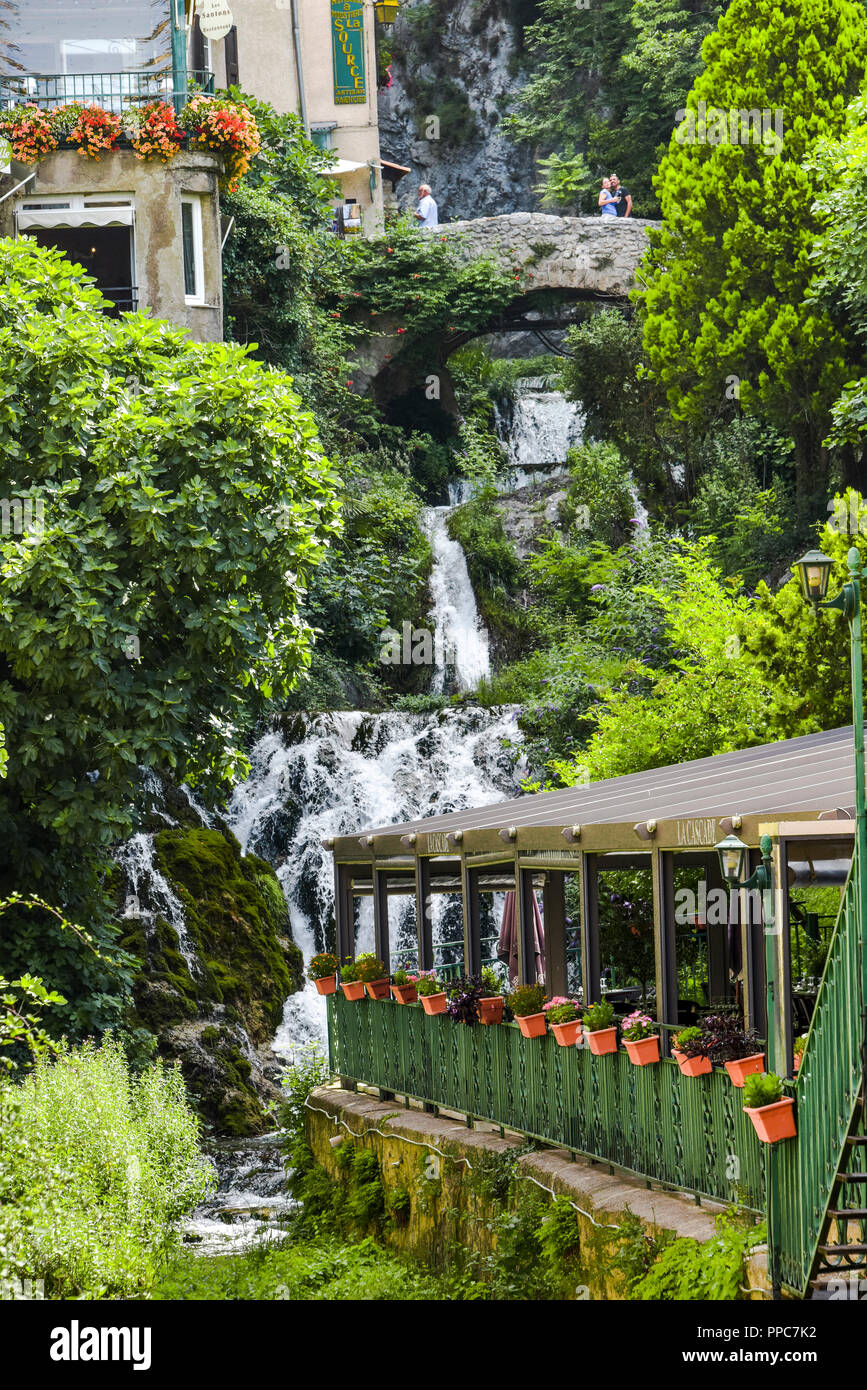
[305,1085,773,1300]
[444,212,654,296]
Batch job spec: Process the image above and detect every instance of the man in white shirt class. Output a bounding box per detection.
[414,184,439,230]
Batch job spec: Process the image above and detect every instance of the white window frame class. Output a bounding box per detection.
[181,194,205,306]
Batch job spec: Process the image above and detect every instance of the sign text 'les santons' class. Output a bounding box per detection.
[331,1,366,104]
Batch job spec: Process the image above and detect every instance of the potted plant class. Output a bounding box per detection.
[478,964,504,1025]
[793,1035,806,1073]
[339,957,365,1001]
[447,976,487,1025]
[583,999,617,1055]
[390,967,419,1005]
[671,1025,712,1077]
[699,1013,764,1087]
[506,983,547,1038]
[544,997,582,1046]
[416,971,448,1015]
[621,1010,660,1066]
[742,1072,797,1143]
[355,953,390,999]
[308,952,339,997]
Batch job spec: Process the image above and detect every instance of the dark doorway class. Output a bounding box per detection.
[30,226,135,315]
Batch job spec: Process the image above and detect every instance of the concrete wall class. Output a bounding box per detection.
[0,150,224,342]
[203,0,384,233]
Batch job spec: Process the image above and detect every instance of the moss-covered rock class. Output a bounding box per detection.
[119,825,303,1137]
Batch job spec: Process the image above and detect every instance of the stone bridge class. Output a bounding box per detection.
[352,212,657,400]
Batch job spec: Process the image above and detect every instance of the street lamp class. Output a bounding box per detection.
[715,832,772,892]
[793,548,834,610]
[794,543,866,1091]
[374,0,399,22]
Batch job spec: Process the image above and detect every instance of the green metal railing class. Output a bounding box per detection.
[0,70,215,114]
[774,853,864,1294]
[328,992,765,1210]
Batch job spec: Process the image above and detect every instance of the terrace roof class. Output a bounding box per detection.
[334,725,859,857]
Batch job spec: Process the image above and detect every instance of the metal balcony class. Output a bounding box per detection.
[0,71,215,115]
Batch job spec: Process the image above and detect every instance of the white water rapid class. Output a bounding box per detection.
[226,707,524,1053]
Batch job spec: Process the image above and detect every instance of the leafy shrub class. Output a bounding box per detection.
[583,1000,615,1032]
[340,957,360,983]
[742,1072,784,1109]
[630,1213,767,1301]
[506,984,546,1018]
[0,1036,213,1297]
[699,1013,761,1065]
[672,1026,707,1058]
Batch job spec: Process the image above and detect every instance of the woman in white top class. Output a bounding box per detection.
[599,177,618,216]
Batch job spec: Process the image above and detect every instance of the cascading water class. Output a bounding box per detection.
[421,506,491,693]
[115,830,201,977]
[495,377,584,482]
[226,707,524,1052]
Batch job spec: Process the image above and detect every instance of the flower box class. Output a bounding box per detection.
[586,1026,618,1056]
[744,1096,797,1144]
[340,980,365,1001]
[623,1035,660,1066]
[550,1020,582,1047]
[314,975,337,997]
[420,992,448,1015]
[478,996,504,1025]
[515,1012,546,1039]
[391,982,418,1005]
[724,1054,765,1088]
[365,979,391,1000]
[676,1052,712,1077]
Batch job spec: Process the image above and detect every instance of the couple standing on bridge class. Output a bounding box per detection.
[599,174,633,217]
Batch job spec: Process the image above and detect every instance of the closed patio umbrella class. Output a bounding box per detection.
[497,890,546,984]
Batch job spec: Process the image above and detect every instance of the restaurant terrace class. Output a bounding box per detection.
[324,725,867,1297]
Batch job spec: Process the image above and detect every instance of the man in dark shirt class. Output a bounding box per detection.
[609,174,632,218]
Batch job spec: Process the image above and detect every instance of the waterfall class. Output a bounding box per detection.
[226,708,524,1052]
[421,506,491,693]
[496,377,584,480]
[115,831,202,978]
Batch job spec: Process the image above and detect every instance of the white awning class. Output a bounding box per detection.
[17,207,134,230]
[316,159,368,178]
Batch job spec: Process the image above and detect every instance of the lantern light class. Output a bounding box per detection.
[715,833,748,887]
[374,0,399,22]
[793,549,834,609]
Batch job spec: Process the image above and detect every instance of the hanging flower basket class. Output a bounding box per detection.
[623,1035,660,1066]
[550,1020,582,1047]
[420,992,448,1015]
[724,1054,765,1088]
[586,1026,618,1055]
[391,982,418,1004]
[515,1012,547,1039]
[364,979,391,1000]
[478,996,504,1025]
[745,1096,797,1143]
[340,980,366,1001]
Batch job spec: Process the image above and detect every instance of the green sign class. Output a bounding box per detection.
[331,1,366,105]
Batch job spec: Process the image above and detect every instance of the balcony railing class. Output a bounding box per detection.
[99,285,139,316]
[0,71,215,115]
[327,992,766,1212]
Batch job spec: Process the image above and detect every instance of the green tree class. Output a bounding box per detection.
[640,0,867,497]
[508,0,723,214]
[0,239,341,1029]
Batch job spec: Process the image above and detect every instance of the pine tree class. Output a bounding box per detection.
[640,0,867,496]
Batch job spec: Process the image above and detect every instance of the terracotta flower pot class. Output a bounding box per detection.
[314,974,337,996]
[420,992,448,1015]
[364,978,391,1000]
[623,1035,660,1066]
[793,1054,802,1073]
[676,1052,712,1077]
[587,1026,618,1056]
[724,1054,765,1088]
[340,980,365,1001]
[671,1047,684,1064]
[550,1020,582,1047]
[391,983,418,1004]
[515,1012,547,1039]
[745,1096,797,1143]
[478,996,504,1025]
